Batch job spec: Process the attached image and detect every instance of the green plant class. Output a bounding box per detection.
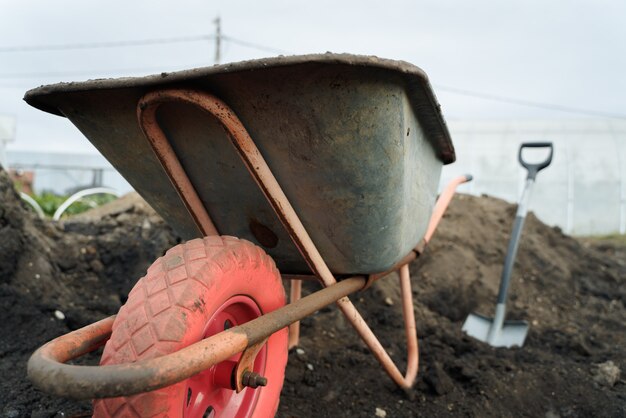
[30,192,117,218]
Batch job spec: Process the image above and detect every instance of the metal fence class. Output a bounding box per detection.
[7,151,132,195]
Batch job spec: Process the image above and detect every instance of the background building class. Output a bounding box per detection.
[441,119,626,235]
[0,115,16,168]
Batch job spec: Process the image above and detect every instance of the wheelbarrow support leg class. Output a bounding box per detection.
[288,279,302,349]
[399,264,419,385]
[347,264,419,389]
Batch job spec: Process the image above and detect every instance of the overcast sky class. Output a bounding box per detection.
[1,0,625,153]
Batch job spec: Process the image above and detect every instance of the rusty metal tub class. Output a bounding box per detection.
[24,53,455,275]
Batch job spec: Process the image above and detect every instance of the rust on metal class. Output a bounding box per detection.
[288,279,303,349]
[136,89,334,286]
[234,338,268,393]
[137,93,219,237]
[27,276,367,400]
[241,371,267,389]
[50,315,114,362]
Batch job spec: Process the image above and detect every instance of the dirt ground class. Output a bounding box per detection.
[0,166,624,417]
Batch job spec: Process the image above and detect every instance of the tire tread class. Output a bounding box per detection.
[93,236,280,418]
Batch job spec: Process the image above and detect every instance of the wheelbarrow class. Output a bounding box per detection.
[24,53,470,417]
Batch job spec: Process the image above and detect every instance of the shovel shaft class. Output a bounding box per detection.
[496,178,534,304]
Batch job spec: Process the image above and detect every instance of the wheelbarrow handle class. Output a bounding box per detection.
[423,174,473,244]
[518,142,553,180]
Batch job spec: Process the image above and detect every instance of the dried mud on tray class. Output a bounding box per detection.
[0,167,624,417]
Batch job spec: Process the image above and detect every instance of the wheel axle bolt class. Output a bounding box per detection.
[241,371,268,388]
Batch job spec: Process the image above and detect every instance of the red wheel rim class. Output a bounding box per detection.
[184,295,266,418]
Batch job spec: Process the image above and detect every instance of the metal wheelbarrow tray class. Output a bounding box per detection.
[25,53,455,275]
[24,54,468,417]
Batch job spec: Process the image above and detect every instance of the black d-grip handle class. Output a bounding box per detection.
[518,142,553,180]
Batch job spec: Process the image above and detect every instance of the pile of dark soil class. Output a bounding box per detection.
[0,168,179,416]
[279,195,625,417]
[0,167,624,417]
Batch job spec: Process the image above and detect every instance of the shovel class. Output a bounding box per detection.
[463,142,553,347]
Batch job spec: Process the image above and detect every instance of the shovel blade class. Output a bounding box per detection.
[462,312,529,348]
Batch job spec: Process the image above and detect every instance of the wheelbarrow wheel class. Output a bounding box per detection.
[92,236,288,418]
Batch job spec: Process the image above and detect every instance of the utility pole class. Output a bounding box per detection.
[213,16,221,64]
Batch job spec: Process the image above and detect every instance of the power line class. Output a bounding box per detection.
[435,84,626,120]
[0,35,214,52]
[0,63,209,79]
[0,33,287,55]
